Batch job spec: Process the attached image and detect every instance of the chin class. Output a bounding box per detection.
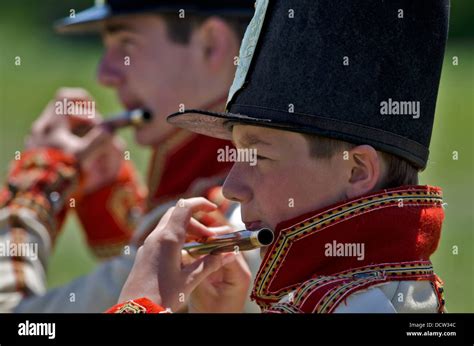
[135,120,178,147]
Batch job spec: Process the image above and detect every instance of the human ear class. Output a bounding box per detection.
[192,17,236,72]
[345,145,382,199]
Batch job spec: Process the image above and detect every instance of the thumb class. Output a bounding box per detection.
[183,253,236,290]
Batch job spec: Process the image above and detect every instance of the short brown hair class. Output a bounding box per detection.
[160,13,249,45]
[303,134,419,189]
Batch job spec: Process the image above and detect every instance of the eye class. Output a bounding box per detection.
[256,155,268,161]
[119,37,136,50]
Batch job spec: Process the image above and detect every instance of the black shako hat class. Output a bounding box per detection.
[168,0,450,169]
[55,0,256,33]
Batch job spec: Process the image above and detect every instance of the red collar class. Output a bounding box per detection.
[146,130,232,209]
[251,185,445,307]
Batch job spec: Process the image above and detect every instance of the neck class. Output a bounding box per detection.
[200,94,228,113]
[150,94,228,148]
[146,94,231,209]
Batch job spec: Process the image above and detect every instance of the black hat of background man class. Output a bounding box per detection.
[168,0,450,169]
[55,0,256,33]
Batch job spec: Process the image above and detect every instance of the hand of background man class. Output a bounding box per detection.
[26,87,125,194]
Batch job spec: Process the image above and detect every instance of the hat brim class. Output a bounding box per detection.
[54,5,187,34]
[55,5,254,34]
[167,109,429,170]
[55,6,112,34]
[167,109,280,140]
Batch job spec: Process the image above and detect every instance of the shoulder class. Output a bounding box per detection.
[334,280,440,313]
[268,279,440,313]
[333,284,397,313]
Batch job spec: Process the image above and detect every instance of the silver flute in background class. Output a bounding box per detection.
[183,228,274,257]
[70,109,153,136]
[100,109,153,132]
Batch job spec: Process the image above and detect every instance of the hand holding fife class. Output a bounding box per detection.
[118,198,239,312]
[188,244,252,313]
[26,87,125,193]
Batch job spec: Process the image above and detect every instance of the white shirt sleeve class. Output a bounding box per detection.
[333,285,397,313]
[14,253,135,313]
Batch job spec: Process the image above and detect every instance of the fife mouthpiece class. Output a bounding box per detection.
[183,228,274,257]
[101,108,153,132]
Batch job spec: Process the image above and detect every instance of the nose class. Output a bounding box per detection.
[222,163,253,204]
[97,50,124,87]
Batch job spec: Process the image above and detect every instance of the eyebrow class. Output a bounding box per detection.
[233,133,271,148]
[104,23,137,34]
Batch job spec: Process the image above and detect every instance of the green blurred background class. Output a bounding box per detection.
[1,1,473,312]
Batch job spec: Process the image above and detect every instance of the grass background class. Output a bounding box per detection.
[1,1,473,312]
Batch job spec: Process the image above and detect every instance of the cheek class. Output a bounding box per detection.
[257,161,337,227]
[123,54,158,92]
[253,170,300,228]
[146,54,194,98]
[131,45,173,83]
[288,160,347,213]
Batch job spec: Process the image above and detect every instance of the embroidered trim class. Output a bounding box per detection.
[311,262,435,313]
[253,186,443,306]
[115,300,147,313]
[106,298,167,314]
[107,184,142,233]
[431,276,446,313]
[3,149,81,242]
[264,302,303,314]
[263,261,439,313]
